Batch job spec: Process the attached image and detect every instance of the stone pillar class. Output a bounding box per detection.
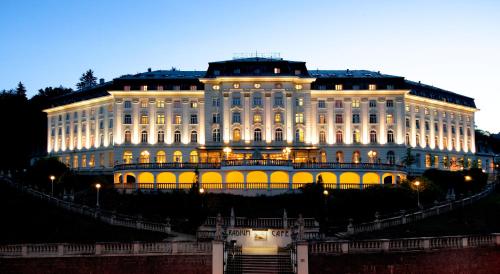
[310,98,318,144]
[244,92,251,142]
[198,99,205,145]
[212,241,224,274]
[378,98,386,144]
[265,92,272,143]
[223,93,230,143]
[344,98,352,144]
[296,242,309,274]
[286,92,293,144]
[166,99,173,144]
[327,98,335,144]
[395,97,404,144]
[149,98,156,145]
[361,98,369,144]
[132,100,139,144]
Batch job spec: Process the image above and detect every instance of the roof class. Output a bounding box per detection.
[405,80,476,108]
[309,69,401,79]
[118,70,205,80]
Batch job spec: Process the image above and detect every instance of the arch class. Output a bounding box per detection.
[156,151,166,163]
[340,172,360,184]
[386,151,396,165]
[226,171,244,183]
[139,150,150,163]
[316,172,336,184]
[233,128,241,142]
[190,130,197,143]
[336,151,344,163]
[179,172,196,184]
[295,128,304,142]
[382,173,394,184]
[352,151,361,163]
[138,172,154,184]
[201,172,222,183]
[362,172,379,184]
[247,171,268,183]
[270,171,289,183]
[190,150,199,163]
[141,130,148,143]
[254,128,262,142]
[293,172,314,184]
[174,130,181,143]
[157,172,176,183]
[173,151,182,163]
[123,151,133,164]
[114,173,122,184]
[124,173,136,184]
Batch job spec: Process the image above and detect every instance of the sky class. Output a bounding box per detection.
[0,0,499,132]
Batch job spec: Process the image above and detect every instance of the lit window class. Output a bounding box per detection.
[140,114,149,124]
[190,101,198,108]
[212,85,220,91]
[156,100,165,108]
[295,113,304,124]
[274,113,282,123]
[189,151,199,163]
[140,100,148,108]
[295,84,302,90]
[425,108,429,115]
[368,84,376,91]
[174,115,182,124]
[386,114,394,124]
[274,67,280,74]
[352,130,361,144]
[156,114,165,124]
[139,151,150,163]
[233,129,241,142]
[156,151,166,163]
[173,151,182,163]
[254,83,261,89]
[335,84,343,91]
[253,114,262,123]
[295,128,304,142]
[296,98,304,107]
[405,105,410,112]
[352,99,360,108]
[233,83,240,89]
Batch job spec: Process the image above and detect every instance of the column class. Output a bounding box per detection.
[149,99,156,145]
[470,113,476,153]
[378,98,386,144]
[410,104,416,147]
[344,98,352,144]
[115,100,122,145]
[182,99,189,144]
[361,98,369,144]
[286,93,293,143]
[304,92,313,144]
[455,114,460,152]
[327,98,334,144]
[223,93,230,143]
[166,99,173,144]
[77,110,83,149]
[244,93,251,142]
[446,111,452,150]
[395,97,404,144]
[429,107,436,149]
[47,115,52,152]
[265,92,272,143]
[419,108,425,147]
[61,113,67,151]
[310,98,318,144]
[86,107,91,149]
[104,104,109,147]
[438,110,444,149]
[198,99,205,145]
[132,101,139,144]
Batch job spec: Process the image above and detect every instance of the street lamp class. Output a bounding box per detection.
[199,187,205,194]
[49,175,56,196]
[465,175,472,182]
[368,150,377,164]
[282,147,291,160]
[413,180,421,209]
[223,147,232,160]
[95,183,101,208]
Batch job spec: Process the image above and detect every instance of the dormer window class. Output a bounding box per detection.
[368,84,376,91]
[212,85,220,91]
[274,67,281,74]
[214,70,220,76]
[233,69,240,74]
[233,83,240,89]
[254,83,261,89]
[295,84,303,90]
[254,69,260,74]
[335,84,343,91]
[294,70,301,75]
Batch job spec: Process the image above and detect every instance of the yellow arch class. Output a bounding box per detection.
[317,172,336,184]
[270,171,289,183]
[340,172,360,184]
[114,173,122,184]
[362,172,379,184]
[179,172,196,184]
[226,171,244,183]
[124,172,136,183]
[157,172,176,183]
[247,171,268,183]
[382,173,394,184]
[138,172,154,184]
[293,172,314,183]
[201,172,222,183]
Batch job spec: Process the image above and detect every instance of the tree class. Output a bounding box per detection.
[16,82,27,98]
[76,69,97,90]
[402,148,416,167]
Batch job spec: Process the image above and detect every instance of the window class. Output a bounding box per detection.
[139,151,150,163]
[274,113,282,123]
[295,113,304,124]
[369,100,377,108]
[405,133,410,145]
[212,129,220,142]
[369,84,376,91]
[254,129,262,141]
[190,151,199,163]
[435,136,439,148]
[275,83,283,89]
[156,151,166,163]
[335,84,343,91]
[156,114,165,124]
[174,115,182,124]
[274,95,283,107]
[369,114,377,124]
[335,114,343,123]
[190,85,197,91]
[318,100,326,108]
[295,84,302,90]
[212,98,220,107]
[173,151,182,163]
[190,114,198,124]
[387,151,395,165]
[295,128,304,142]
[212,113,220,124]
[295,98,304,107]
[109,119,113,128]
[274,67,281,74]
[124,101,132,108]
[425,135,429,146]
[233,129,241,142]
[352,130,361,143]
[336,130,343,143]
[232,96,241,106]
[253,96,262,107]
[386,114,394,124]
[123,151,133,164]
[140,114,149,124]
[294,70,301,75]
[425,121,430,131]
[124,131,131,143]
[190,130,197,143]
[212,85,220,91]
[443,124,448,133]
[434,122,439,132]
[124,114,132,124]
[140,100,148,108]
[335,100,343,108]
[443,137,448,149]
[415,119,420,130]
[405,105,410,112]
[157,100,165,108]
[424,108,429,115]
[254,83,261,89]
[352,99,360,108]
[370,130,377,143]
[352,151,361,163]
[319,131,326,144]
[352,114,360,124]
[174,130,181,143]
[157,131,164,143]
[459,127,463,135]
[406,118,410,128]
[141,131,148,143]
[233,83,240,89]
[416,134,420,146]
[386,100,394,108]
[253,114,262,123]
[232,112,241,123]
[318,114,326,124]
[387,85,395,90]
[275,129,283,142]
[387,130,394,143]
[451,126,456,134]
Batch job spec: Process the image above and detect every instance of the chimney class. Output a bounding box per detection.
[147,68,152,72]
[99,78,105,84]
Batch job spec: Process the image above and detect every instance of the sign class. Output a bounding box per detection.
[226,228,292,248]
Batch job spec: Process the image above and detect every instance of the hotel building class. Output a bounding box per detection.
[44,57,495,192]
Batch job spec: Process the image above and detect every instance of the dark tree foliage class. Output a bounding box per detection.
[76,69,97,90]
[16,82,27,97]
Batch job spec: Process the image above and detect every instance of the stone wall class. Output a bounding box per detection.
[309,247,500,274]
[0,255,211,274]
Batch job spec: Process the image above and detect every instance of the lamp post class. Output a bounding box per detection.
[322,189,329,231]
[95,183,101,208]
[199,187,205,209]
[49,175,55,196]
[223,147,232,160]
[465,175,472,182]
[413,180,421,209]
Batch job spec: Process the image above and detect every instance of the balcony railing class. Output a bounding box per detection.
[114,161,405,171]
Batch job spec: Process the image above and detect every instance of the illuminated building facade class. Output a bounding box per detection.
[44,57,495,192]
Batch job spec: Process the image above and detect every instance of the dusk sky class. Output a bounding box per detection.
[1,0,499,132]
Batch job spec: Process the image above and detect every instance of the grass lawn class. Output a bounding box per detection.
[351,186,500,239]
[0,182,168,244]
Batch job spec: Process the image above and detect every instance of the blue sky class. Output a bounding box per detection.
[1,0,499,132]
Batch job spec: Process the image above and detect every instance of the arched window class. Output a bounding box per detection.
[139,151,150,163]
[319,131,326,144]
[369,130,377,143]
[295,128,304,142]
[212,129,220,142]
[352,151,361,163]
[254,128,262,142]
[174,130,181,143]
[352,130,360,144]
[435,136,439,148]
[173,151,182,163]
[141,130,148,143]
[190,130,197,143]
[156,151,166,163]
[123,151,133,164]
[387,151,395,165]
[157,130,165,143]
[336,130,343,144]
[275,128,283,142]
[124,130,131,143]
[416,134,420,147]
[108,133,113,145]
[233,129,241,142]
[387,130,394,143]
[190,151,199,163]
[405,133,410,145]
[336,151,344,163]
[99,134,104,147]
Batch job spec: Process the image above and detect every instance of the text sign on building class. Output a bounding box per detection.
[226,228,292,248]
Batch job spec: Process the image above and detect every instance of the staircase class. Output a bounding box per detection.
[226,253,294,274]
